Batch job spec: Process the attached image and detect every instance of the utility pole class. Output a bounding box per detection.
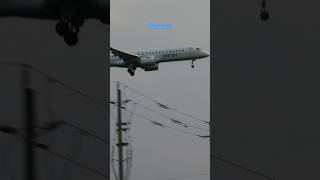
[117,81,124,180]
[21,64,36,180]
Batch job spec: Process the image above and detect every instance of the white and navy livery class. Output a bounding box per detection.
[110,47,209,76]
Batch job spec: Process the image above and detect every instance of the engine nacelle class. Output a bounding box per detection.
[139,56,157,66]
[144,64,159,71]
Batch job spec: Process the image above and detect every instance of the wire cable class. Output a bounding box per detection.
[43,146,109,179]
[9,135,109,179]
[131,100,209,132]
[63,121,109,144]
[114,81,209,124]
[35,120,108,145]
[121,107,209,138]
[0,63,108,110]
[0,63,109,179]
[29,65,109,109]
[211,154,276,180]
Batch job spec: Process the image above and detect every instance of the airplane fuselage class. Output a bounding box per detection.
[110,47,209,68]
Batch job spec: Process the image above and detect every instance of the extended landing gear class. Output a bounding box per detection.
[128,69,135,76]
[191,60,195,68]
[127,65,136,76]
[260,10,270,21]
[260,0,270,21]
[56,17,83,46]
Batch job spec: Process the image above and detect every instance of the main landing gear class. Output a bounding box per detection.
[56,17,83,46]
[127,65,136,76]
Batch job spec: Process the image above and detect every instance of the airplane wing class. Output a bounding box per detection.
[110,47,139,61]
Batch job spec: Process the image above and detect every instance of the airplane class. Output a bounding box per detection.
[110,47,209,76]
[0,0,109,46]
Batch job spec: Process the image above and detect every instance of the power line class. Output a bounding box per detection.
[0,63,109,178]
[8,134,109,179]
[30,65,109,109]
[44,147,109,179]
[211,154,276,180]
[36,120,109,145]
[41,76,110,179]
[63,121,109,144]
[0,63,109,109]
[130,99,209,132]
[120,106,209,138]
[41,78,110,180]
[41,78,109,145]
[115,81,209,125]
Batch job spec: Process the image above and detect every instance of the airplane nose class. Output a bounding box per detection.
[202,50,209,58]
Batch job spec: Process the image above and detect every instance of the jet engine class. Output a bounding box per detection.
[144,64,159,71]
[139,56,157,66]
[139,56,158,71]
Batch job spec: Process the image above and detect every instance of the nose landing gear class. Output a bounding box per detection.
[191,60,195,68]
[260,0,270,21]
[260,10,270,21]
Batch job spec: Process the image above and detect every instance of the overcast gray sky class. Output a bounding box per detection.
[110,0,210,180]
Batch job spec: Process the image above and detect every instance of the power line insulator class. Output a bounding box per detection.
[156,103,170,109]
[116,128,129,132]
[117,122,130,126]
[117,142,129,147]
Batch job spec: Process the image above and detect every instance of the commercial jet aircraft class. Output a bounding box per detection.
[0,0,109,46]
[110,47,209,76]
